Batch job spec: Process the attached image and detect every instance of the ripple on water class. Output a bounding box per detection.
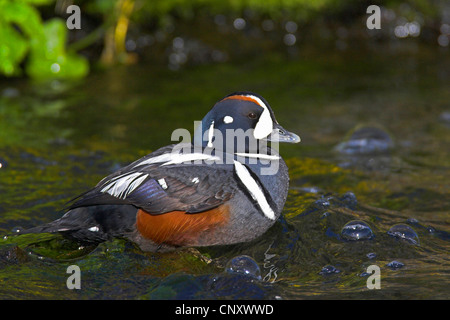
[341,220,374,241]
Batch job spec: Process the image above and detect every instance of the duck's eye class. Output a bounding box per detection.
[248,112,257,119]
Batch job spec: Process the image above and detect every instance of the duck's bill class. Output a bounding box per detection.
[267,124,301,143]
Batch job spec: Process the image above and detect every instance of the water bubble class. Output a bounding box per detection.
[319,265,340,275]
[382,9,396,21]
[125,39,136,51]
[214,14,226,26]
[2,87,19,98]
[439,111,450,124]
[335,39,347,51]
[367,252,377,259]
[341,220,374,241]
[440,23,450,35]
[11,227,24,234]
[283,33,296,46]
[233,18,246,30]
[50,63,61,74]
[387,224,419,245]
[211,50,227,62]
[338,191,358,209]
[285,21,298,33]
[261,19,274,31]
[406,21,421,37]
[387,260,404,270]
[394,25,409,38]
[321,212,331,219]
[225,255,261,280]
[298,186,321,194]
[136,35,154,47]
[172,37,184,50]
[406,217,419,224]
[336,27,348,39]
[314,197,331,208]
[438,34,449,47]
[427,226,436,234]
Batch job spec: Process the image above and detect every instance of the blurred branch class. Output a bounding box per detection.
[100,0,136,65]
[67,21,107,53]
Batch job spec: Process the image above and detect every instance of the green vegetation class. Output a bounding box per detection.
[0,0,88,79]
[0,0,444,79]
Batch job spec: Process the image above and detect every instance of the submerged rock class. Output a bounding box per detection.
[0,245,30,265]
[335,125,394,155]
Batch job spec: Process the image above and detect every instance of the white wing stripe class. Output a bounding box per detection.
[124,173,149,196]
[101,172,149,199]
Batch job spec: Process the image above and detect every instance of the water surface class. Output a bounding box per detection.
[0,43,449,299]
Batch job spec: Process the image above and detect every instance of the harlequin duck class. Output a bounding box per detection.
[21,92,300,252]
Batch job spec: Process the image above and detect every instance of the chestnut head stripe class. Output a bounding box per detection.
[222,94,274,139]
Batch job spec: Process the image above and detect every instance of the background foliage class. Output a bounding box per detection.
[0,0,446,80]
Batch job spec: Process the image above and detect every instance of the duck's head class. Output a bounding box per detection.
[194,92,300,153]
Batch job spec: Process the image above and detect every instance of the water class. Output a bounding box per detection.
[0,43,449,299]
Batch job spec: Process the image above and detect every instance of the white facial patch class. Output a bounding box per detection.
[245,95,274,140]
[223,116,234,124]
[233,160,276,220]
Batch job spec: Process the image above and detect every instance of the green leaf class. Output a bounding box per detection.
[18,0,55,5]
[26,18,89,79]
[0,22,29,75]
[0,0,44,38]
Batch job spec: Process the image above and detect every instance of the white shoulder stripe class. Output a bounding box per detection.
[234,152,280,160]
[135,153,220,167]
[101,172,149,199]
[233,160,276,220]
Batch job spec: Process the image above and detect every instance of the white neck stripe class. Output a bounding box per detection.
[207,121,215,148]
[233,160,276,220]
